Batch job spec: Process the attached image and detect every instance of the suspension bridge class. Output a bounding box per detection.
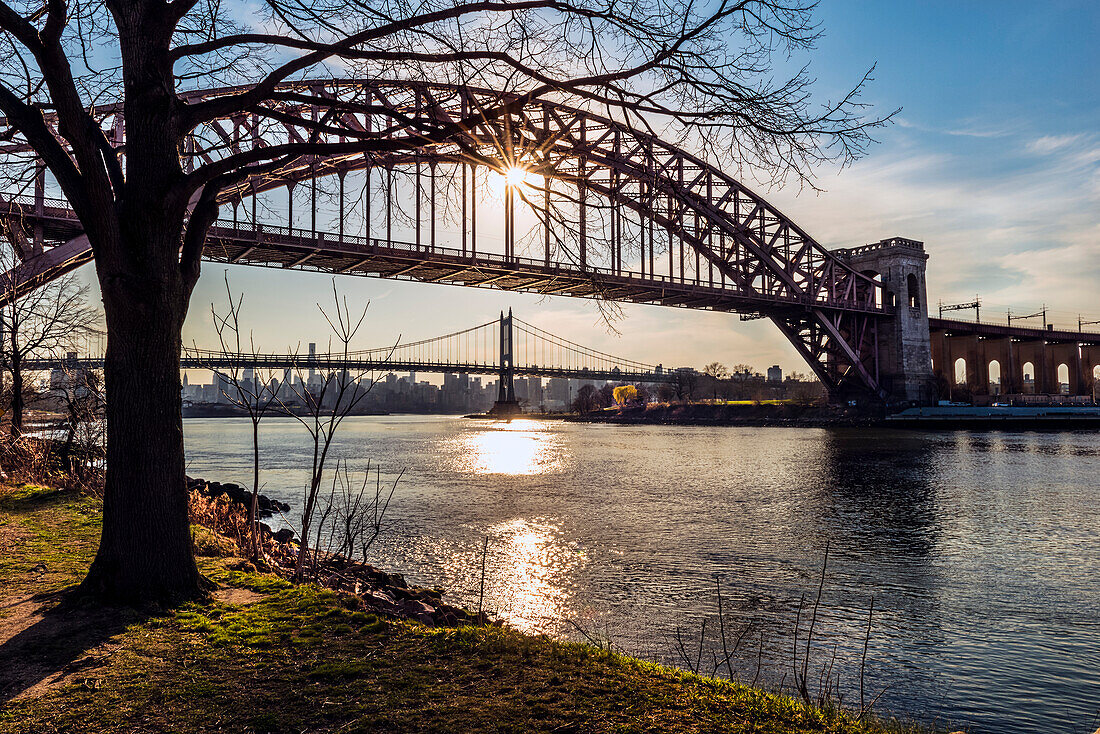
[1,80,1098,404]
[27,310,681,413]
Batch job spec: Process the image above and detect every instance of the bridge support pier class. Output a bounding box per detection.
[1084,346,1100,398]
[840,238,935,405]
[489,308,522,416]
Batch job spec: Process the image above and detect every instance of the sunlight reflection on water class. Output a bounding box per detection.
[486,517,580,632]
[448,420,563,476]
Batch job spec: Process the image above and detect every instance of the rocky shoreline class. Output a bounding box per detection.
[187,475,487,628]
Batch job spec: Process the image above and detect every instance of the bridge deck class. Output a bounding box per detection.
[4,198,886,316]
[25,357,679,384]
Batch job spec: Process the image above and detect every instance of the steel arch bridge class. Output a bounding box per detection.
[0,80,890,399]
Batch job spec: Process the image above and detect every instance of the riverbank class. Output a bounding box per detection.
[566,402,877,427]
[0,481,932,733]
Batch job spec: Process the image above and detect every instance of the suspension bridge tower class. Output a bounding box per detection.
[489,308,522,416]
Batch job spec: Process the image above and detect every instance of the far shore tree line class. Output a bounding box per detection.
[570,365,824,413]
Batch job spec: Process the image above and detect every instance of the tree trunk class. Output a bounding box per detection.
[249,418,260,558]
[9,347,23,437]
[79,256,205,603]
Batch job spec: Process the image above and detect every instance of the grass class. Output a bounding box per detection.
[0,482,932,734]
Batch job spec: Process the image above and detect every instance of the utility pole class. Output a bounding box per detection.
[1008,305,1047,329]
[939,298,981,322]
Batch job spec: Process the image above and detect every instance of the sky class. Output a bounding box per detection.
[82,0,1100,377]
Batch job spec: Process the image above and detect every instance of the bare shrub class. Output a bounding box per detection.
[188,489,249,549]
[304,460,404,575]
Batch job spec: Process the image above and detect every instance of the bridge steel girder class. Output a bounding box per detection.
[1,80,913,399]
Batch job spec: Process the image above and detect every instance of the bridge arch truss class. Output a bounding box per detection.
[0,80,890,398]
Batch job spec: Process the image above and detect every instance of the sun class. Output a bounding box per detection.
[503,165,527,187]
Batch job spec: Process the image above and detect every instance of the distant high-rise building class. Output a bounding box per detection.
[215,372,232,403]
[521,377,543,405]
[547,377,571,405]
[767,365,783,383]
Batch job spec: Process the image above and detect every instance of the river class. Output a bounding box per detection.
[183,415,1100,733]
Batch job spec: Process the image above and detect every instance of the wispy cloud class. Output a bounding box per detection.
[773,128,1100,325]
[1025,134,1086,155]
[894,116,1017,139]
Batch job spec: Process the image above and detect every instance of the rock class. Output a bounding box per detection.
[401,599,434,615]
[272,528,295,544]
[436,603,471,624]
[370,588,396,605]
[400,599,437,625]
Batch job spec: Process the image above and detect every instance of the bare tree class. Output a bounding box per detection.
[54,363,106,485]
[674,369,698,402]
[729,363,755,399]
[702,362,729,380]
[277,281,388,582]
[702,361,729,400]
[206,272,280,559]
[0,234,99,436]
[0,0,891,601]
[572,383,599,414]
[307,459,404,578]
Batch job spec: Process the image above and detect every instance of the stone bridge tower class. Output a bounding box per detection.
[837,237,936,405]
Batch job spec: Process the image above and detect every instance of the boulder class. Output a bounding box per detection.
[272,528,296,544]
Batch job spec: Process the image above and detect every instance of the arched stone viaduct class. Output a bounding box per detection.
[929,320,1100,399]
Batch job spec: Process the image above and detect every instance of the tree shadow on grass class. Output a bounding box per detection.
[0,588,145,705]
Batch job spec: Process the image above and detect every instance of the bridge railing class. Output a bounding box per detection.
[0,192,888,314]
[929,315,1100,338]
[0,192,79,216]
[208,218,865,312]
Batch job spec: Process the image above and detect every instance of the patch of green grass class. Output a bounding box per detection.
[0,483,101,608]
[0,482,936,734]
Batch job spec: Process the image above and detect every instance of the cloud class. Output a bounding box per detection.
[894,116,1017,139]
[769,128,1100,325]
[1026,134,1083,155]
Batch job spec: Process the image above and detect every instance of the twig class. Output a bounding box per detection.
[750,631,764,688]
[477,535,488,617]
[792,593,805,698]
[695,618,707,676]
[567,618,605,651]
[715,576,734,681]
[859,595,874,719]
[800,540,830,703]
